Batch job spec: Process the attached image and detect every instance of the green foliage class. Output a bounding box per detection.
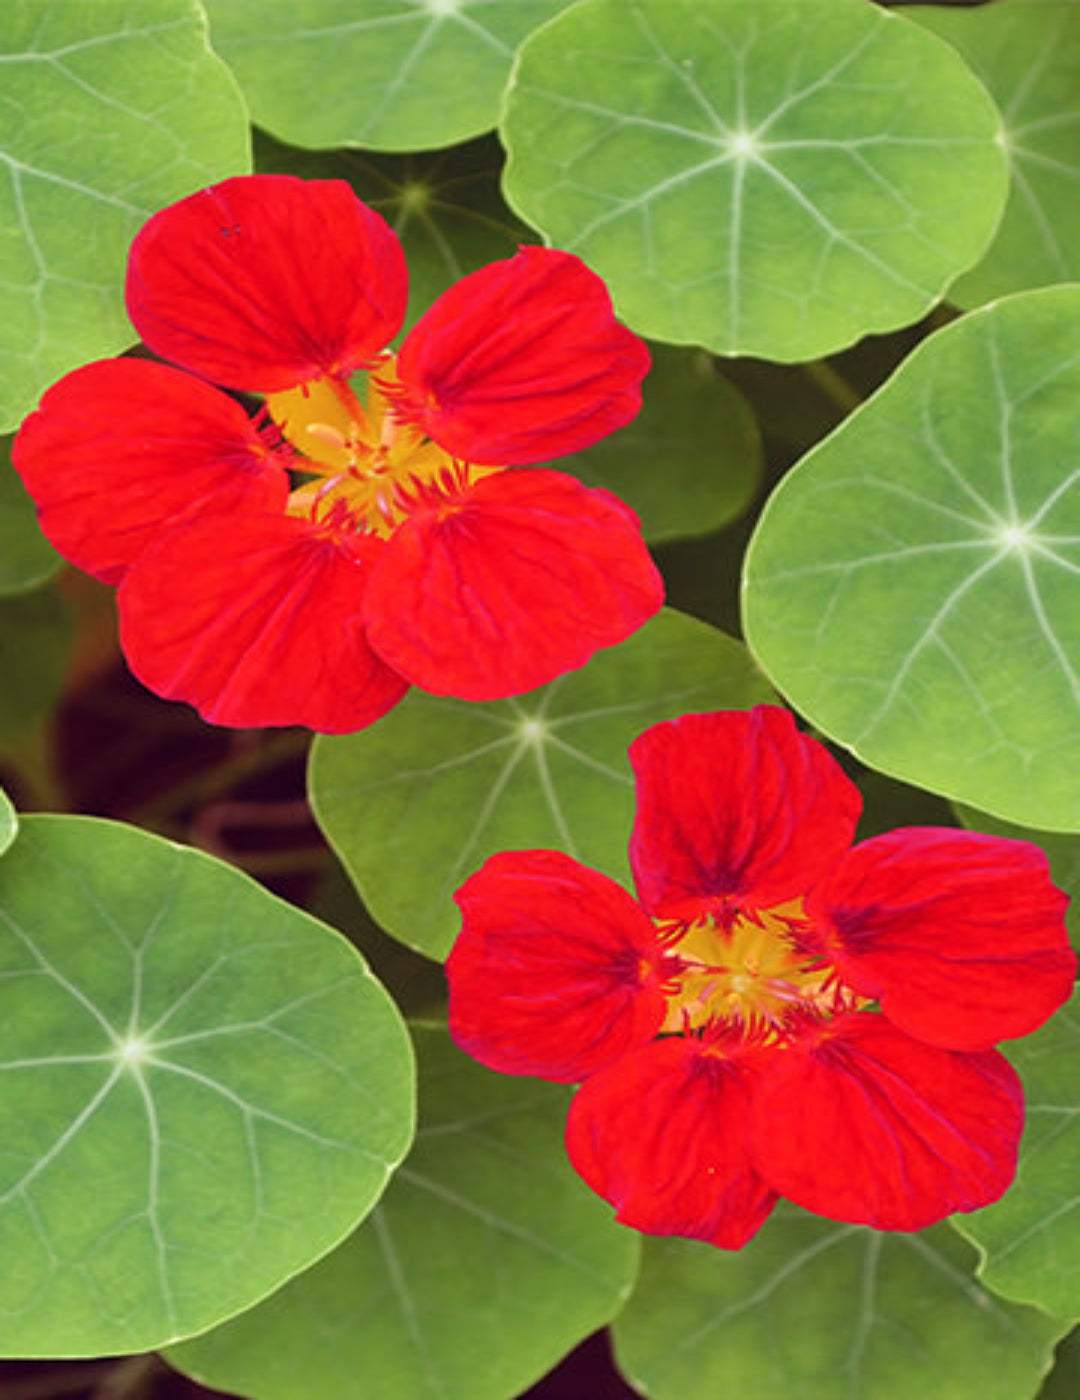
[0,585,71,743]
[744,285,1080,832]
[0,436,59,595]
[309,610,775,960]
[0,0,250,431]
[615,1212,1068,1400]
[501,0,1007,360]
[169,1024,638,1400]
[0,789,15,857]
[0,816,414,1356]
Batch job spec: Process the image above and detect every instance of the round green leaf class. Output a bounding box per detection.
[558,344,763,543]
[744,285,1080,832]
[911,0,1080,307]
[309,609,776,961]
[205,0,572,152]
[0,437,60,595]
[953,988,1080,1321]
[500,0,1007,362]
[0,789,15,857]
[169,1024,637,1400]
[615,1212,1067,1400]
[0,816,414,1357]
[0,0,250,432]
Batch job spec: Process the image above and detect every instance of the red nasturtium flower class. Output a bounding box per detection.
[13,174,662,733]
[447,706,1076,1248]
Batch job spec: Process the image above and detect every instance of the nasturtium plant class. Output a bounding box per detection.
[744,285,1080,832]
[310,609,776,961]
[0,789,15,857]
[0,437,59,595]
[204,0,574,152]
[168,1025,638,1400]
[0,0,250,431]
[910,0,1080,307]
[501,0,1008,360]
[0,816,414,1356]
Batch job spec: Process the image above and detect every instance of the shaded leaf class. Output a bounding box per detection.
[0,586,71,744]
[0,437,60,595]
[0,790,14,857]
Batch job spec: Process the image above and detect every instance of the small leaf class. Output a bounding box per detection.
[0,816,414,1356]
[558,344,763,543]
[743,285,1080,832]
[501,0,1007,361]
[614,1211,1067,1400]
[911,0,1080,306]
[310,609,776,961]
[953,988,1080,1322]
[0,0,250,431]
[168,1024,638,1400]
[206,0,574,152]
[0,790,15,857]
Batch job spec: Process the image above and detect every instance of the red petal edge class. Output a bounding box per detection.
[126,174,408,393]
[629,707,862,921]
[394,246,651,465]
[806,828,1075,1052]
[363,468,663,699]
[118,512,409,733]
[566,1036,778,1249]
[12,359,289,585]
[448,850,669,1084]
[749,1012,1023,1231]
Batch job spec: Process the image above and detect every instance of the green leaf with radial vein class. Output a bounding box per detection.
[615,1211,1068,1400]
[953,989,1080,1322]
[204,0,573,152]
[309,609,776,961]
[169,1024,638,1400]
[0,790,14,857]
[0,438,59,596]
[500,0,1007,363]
[910,0,1080,308]
[0,816,414,1357]
[743,285,1080,833]
[0,0,250,434]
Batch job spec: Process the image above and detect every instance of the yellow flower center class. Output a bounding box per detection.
[266,355,500,538]
[660,902,860,1039]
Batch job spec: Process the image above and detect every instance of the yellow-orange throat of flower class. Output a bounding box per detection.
[660,903,862,1038]
[266,358,500,537]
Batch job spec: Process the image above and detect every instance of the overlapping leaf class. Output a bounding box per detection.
[0,437,59,595]
[0,0,250,432]
[911,0,1080,306]
[743,285,1080,832]
[205,0,572,152]
[953,989,1080,1322]
[615,1212,1067,1400]
[501,0,1007,361]
[169,1024,637,1400]
[0,816,414,1356]
[310,609,775,960]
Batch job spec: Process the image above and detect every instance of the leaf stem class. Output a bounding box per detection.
[802,359,863,415]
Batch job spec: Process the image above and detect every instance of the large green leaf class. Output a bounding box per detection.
[614,1212,1067,1400]
[501,0,1007,361]
[205,0,572,152]
[0,437,59,595]
[911,0,1080,307]
[309,609,776,961]
[0,816,414,1356]
[0,0,250,432]
[169,1024,637,1400]
[953,989,1080,1321]
[743,285,1080,832]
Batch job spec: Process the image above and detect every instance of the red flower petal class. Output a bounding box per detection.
[629,707,862,920]
[393,246,650,465]
[126,175,407,393]
[118,513,409,732]
[565,1036,778,1249]
[750,1012,1023,1231]
[363,468,663,699]
[12,359,288,585]
[805,828,1075,1052]
[448,850,669,1084]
